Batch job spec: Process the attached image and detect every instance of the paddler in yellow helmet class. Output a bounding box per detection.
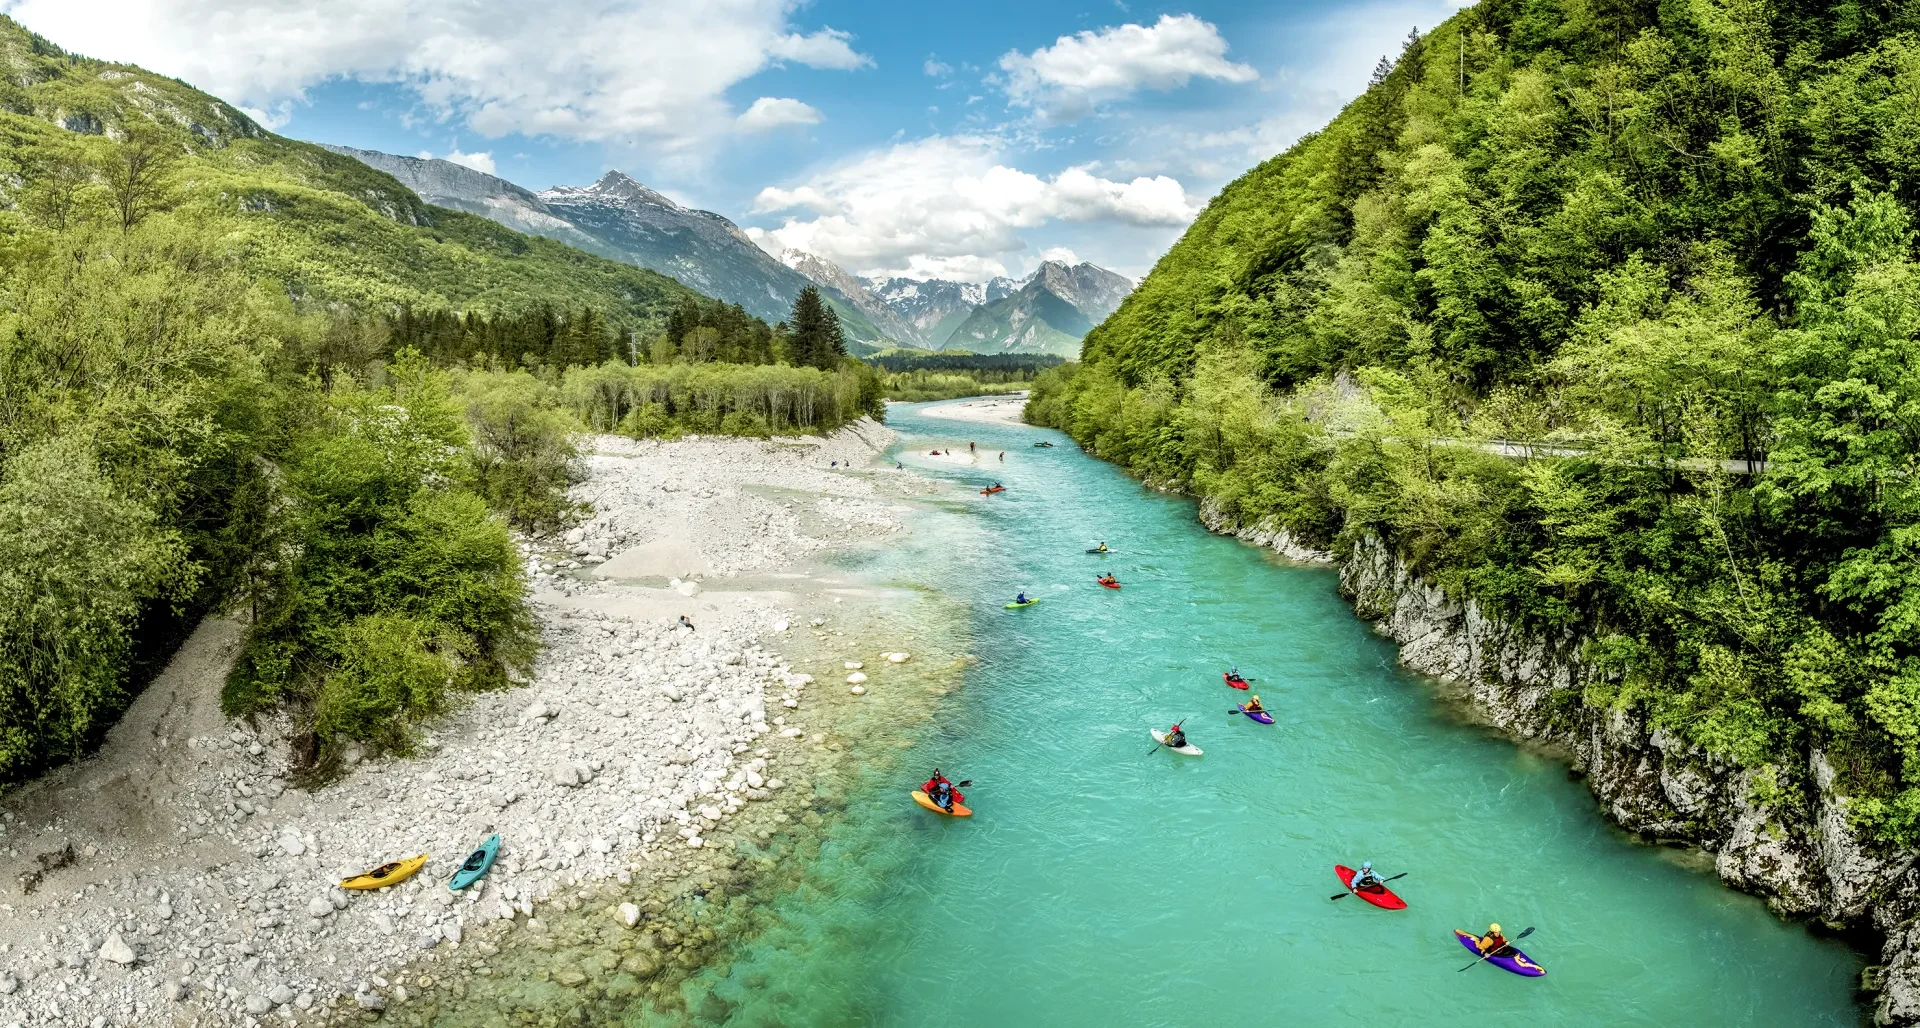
[1476,923,1510,956]
[1244,694,1265,714]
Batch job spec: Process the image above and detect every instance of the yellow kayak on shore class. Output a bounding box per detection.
[340,854,428,890]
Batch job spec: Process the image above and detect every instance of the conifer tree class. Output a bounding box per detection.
[787,286,847,370]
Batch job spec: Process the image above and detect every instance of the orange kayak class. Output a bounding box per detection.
[912,790,972,817]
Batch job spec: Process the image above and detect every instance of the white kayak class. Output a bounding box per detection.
[1151,729,1203,756]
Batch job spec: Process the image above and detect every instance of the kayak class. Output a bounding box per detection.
[980,486,1006,494]
[1238,703,1275,724]
[1098,579,1121,589]
[1223,672,1250,690]
[449,834,500,891]
[1005,599,1039,609]
[1150,729,1203,755]
[1453,929,1546,977]
[341,854,428,891]
[1085,548,1113,554]
[1335,864,1407,909]
[1032,442,1055,448]
[912,789,972,817]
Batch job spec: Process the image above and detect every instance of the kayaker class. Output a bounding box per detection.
[1476,923,1510,956]
[1095,541,1109,552]
[1165,723,1188,748]
[1226,666,1245,684]
[922,769,962,811]
[1099,574,1118,586]
[1015,592,1030,605]
[1245,694,1265,714]
[1350,861,1383,890]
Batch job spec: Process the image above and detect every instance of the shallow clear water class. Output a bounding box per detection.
[654,402,1864,1027]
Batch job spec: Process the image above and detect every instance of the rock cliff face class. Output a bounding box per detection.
[1203,504,1920,1023]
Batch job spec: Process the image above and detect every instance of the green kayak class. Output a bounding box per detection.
[1005,599,1039,609]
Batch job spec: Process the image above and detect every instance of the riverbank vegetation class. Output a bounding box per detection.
[1030,1,1920,843]
[0,16,885,785]
[871,353,1063,401]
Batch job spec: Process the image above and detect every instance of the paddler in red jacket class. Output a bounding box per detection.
[1476,924,1510,956]
[922,769,963,811]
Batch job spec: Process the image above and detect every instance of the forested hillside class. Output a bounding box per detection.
[1031,0,1920,841]
[0,17,699,328]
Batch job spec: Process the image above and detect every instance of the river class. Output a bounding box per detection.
[634,400,1863,1027]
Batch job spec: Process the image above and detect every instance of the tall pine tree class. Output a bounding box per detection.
[787,285,847,370]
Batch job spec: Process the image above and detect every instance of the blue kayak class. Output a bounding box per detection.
[1238,704,1275,724]
[449,834,500,891]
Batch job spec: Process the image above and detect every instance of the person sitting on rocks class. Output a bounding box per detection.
[679,615,695,631]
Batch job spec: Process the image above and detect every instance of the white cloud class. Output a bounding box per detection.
[735,97,823,132]
[923,58,952,77]
[766,28,869,70]
[999,14,1256,120]
[1,0,870,151]
[747,134,1197,280]
[238,101,292,130]
[443,148,496,175]
[1036,246,1081,266]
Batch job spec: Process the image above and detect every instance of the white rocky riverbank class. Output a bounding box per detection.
[0,419,924,1028]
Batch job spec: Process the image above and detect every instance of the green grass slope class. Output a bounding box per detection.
[0,17,701,330]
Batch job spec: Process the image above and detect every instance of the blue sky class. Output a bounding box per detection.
[6,0,1471,280]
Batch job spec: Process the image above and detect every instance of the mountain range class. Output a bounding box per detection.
[321,145,892,353]
[326,145,1132,357]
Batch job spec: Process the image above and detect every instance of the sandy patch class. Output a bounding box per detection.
[917,393,1031,427]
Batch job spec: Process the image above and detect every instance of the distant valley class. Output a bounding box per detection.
[326,145,1132,357]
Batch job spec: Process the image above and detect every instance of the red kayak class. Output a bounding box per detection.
[1335,865,1407,909]
[980,486,1006,495]
[1098,578,1121,589]
[1223,672,1249,690]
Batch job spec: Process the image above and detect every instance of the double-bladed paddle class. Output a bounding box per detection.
[1329,871,1407,900]
[1458,926,1536,971]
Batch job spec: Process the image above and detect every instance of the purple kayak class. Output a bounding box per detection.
[1454,930,1545,977]
[1238,704,1274,725]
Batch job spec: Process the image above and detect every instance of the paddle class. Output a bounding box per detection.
[1329,871,1407,900]
[1227,707,1270,715]
[1458,926,1535,971]
[1148,718,1190,754]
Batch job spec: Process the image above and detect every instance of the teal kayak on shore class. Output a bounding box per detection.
[450,834,500,891]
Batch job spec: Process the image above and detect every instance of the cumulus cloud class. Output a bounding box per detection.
[923,58,952,77]
[1036,246,1081,266]
[735,97,823,132]
[442,149,496,175]
[746,135,1197,280]
[1,0,867,150]
[998,13,1256,120]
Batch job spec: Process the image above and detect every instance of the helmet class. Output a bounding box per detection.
[1360,861,1372,871]
[1251,695,1261,703]
[1488,923,1501,934]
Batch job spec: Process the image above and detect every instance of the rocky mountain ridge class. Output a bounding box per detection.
[320,148,890,350]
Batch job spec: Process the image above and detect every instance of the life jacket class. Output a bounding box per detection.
[1481,933,1507,953]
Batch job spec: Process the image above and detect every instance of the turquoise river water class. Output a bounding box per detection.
[648,401,1866,1027]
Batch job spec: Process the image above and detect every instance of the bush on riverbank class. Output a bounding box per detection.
[1032,7,1920,843]
[223,353,537,759]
